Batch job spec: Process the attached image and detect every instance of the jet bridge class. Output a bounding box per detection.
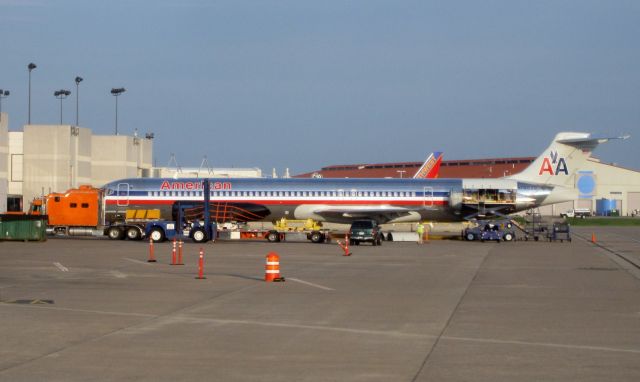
[461,179,519,220]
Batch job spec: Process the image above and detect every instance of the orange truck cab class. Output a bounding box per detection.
[30,185,102,228]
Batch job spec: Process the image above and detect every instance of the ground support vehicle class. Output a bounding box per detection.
[144,181,217,243]
[560,209,592,219]
[144,219,217,243]
[348,220,383,246]
[463,219,516,242]
[219,228,329,243]
[547,222,571,242]
[521,209,548,241]
[480,226,503,243]
[215,218,330,243]
[266,218,329,243]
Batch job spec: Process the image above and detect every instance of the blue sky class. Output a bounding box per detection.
[1,0,638,174]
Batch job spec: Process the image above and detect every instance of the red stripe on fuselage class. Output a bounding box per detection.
[105,199,449,206]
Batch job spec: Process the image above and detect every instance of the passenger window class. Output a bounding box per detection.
[81,203,89,208]
[54,197,60,202]
[70,203,77,208]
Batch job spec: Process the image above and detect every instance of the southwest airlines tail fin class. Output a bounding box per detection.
[507,132,629,186]
[413,152,443,179]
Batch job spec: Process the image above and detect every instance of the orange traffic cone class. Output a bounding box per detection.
[591,233,597,243]
[195,248,206,279]
[147,238,157,263]
[265,252,285,282]
[170,238,177,265]
[338,234,351,256]
[176,240,184,265]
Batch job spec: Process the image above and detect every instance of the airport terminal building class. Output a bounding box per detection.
[0,113,261,213]
[0,113,154,212]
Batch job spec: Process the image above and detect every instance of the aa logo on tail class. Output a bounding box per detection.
[539,150,569,175]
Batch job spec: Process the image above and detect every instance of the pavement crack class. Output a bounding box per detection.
[410,249,492,382]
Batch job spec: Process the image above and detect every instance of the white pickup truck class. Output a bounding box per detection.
[560,208,592,218]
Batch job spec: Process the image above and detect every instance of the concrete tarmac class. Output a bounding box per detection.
[0,231,639,381]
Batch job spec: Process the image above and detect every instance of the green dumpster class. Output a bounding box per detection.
[0,214,48,242]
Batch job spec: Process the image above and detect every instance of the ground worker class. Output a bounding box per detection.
[416,222,425,244]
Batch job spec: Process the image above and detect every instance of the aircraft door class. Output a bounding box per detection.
[117,183,130,207]
[423,187,435,209]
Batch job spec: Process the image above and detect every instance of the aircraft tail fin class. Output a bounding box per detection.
[413,152,443,179]
[507,132,629,186]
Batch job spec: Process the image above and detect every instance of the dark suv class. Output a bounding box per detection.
[349,220,383,246]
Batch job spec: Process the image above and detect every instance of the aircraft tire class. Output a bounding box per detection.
[465,232,475,241]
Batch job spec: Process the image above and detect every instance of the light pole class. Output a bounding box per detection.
[110,87,126,135]
[0,89,9,122]
[54,89,71,124]
[27,62,37,124]
[75,76,83,126]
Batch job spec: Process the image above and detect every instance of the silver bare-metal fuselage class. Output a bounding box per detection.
[102,177,558,224]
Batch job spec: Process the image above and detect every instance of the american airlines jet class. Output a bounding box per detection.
[102,132,625,225]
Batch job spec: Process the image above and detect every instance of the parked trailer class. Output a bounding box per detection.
[547,222,571,242]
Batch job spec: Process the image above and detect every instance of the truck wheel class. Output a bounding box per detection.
[192,228,208,243]
[503,232,513,242]
[267,231,280,242]
[149,227,165,243]
[107,227,124,240]
[465,232,475,241]
[126,227,141,240]
[310,231,323,243]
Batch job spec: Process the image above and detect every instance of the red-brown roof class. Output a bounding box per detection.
[294,157,535,179]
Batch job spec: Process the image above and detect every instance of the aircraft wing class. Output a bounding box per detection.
[312,205,415,223]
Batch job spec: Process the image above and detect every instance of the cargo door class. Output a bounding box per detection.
[423,187,435,209]
[117,183,130,207]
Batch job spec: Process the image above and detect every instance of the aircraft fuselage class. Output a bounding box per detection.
[102,177,555,224]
